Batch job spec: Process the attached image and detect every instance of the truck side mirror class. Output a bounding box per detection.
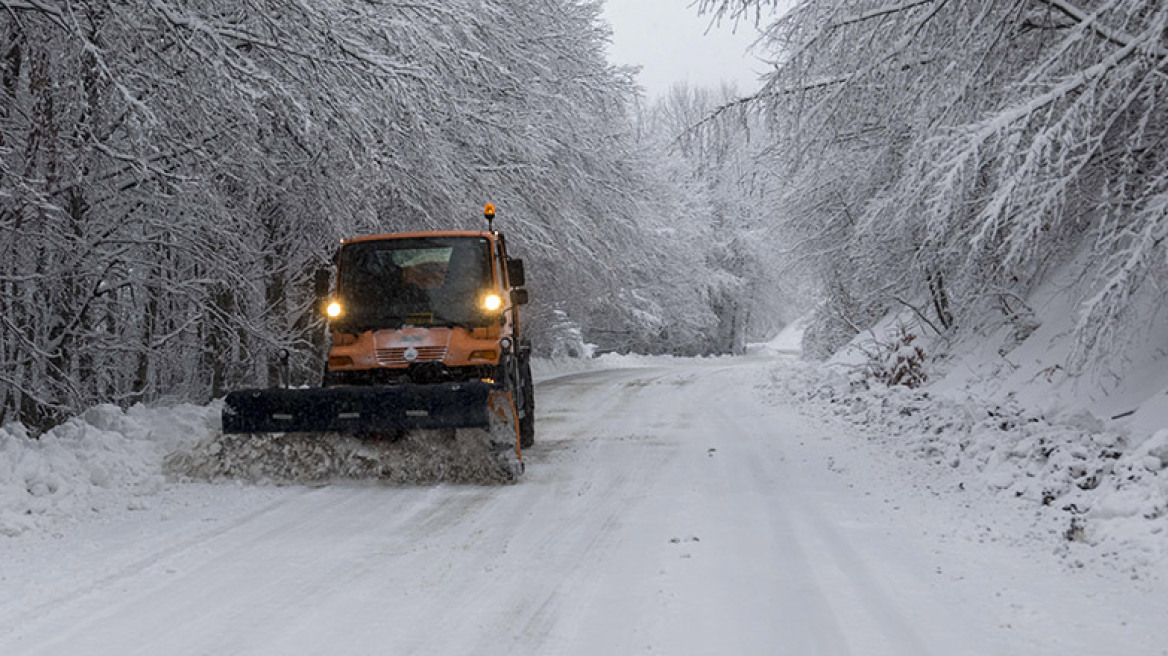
[511,289,529,306]
[507,259,525,288]
[313,268,331,308]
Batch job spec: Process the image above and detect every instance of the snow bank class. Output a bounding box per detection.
[766,360,1168,574]
[792,250,1168,574]
[531,352,691,382]
[0,403,218,536]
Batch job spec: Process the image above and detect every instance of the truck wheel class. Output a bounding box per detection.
[519,412,534,449]
[519,359,535,449]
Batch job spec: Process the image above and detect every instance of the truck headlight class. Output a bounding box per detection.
[326,301,342,318]
[483,294,502,312]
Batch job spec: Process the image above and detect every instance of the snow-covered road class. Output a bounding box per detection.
[1,356,1164,655]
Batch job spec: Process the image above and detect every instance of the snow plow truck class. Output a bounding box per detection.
[189,205,534,484]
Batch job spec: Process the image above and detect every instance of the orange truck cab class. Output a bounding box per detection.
[322,230,527,389]
[222,207,535,455]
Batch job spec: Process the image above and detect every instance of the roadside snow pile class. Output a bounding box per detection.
[768,361,1168,574]
[167,427,521,486]
[531,352,688,382]
[0,404,217,536]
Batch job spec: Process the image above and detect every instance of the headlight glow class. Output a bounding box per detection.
[326,301,342,318]
[483,294,502,312]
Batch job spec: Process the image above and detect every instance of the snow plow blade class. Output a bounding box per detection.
[221,382,495,434]
[167,383,523,485]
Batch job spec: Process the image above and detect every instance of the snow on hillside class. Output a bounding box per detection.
[775,258,1168,577]
[767,363,1168,574]
[930,255,1168,442]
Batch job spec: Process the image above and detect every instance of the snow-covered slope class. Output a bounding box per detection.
[804,254,1168,576]
[931,257,1168,441]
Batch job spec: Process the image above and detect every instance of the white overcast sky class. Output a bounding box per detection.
[600,1,775,99]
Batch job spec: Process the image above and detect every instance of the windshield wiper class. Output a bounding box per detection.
[428,312,477,329]
[334,314,405,333]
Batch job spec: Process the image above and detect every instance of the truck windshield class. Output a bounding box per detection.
[336,236,493,330]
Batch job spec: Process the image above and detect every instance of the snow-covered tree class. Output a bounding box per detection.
[699,0,1168,370]
[630,82,783,355]
[0,0,718,428]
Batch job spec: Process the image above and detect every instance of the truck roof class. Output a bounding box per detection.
[341,230,495,245]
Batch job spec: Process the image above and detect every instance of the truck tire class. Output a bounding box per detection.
[519,358,535,449]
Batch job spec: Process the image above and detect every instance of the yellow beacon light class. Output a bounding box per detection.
[484,203,496,231]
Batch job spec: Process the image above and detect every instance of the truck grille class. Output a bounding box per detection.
[375,346,447,366]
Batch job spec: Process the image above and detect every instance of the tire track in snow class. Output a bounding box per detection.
[3,486,457,655]
[0,486,316,641]
[595,367,859,655]
[737,448,858,654]
[624,364,934,655]
[706,372,967,656]
[380,367,680,654]
[773,481,935,656]
[496,441,675,649]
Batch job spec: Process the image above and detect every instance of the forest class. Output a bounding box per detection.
[2,0,1165,430]
[701,0,1167,368]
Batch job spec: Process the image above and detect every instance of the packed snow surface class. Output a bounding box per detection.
[1,353,1166,654]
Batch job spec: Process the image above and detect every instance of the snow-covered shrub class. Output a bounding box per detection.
[801,302,859,361]
[542,310,596,360]
[857,325,928,389]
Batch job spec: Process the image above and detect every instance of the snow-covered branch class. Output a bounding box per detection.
[1033,0,1168,57]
